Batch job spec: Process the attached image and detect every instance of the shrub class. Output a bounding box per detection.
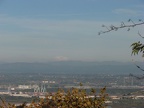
[0,87,108,108]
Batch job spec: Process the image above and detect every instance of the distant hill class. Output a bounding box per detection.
[0,61,143,75]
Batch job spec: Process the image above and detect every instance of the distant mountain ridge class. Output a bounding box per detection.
[0,61,143,74]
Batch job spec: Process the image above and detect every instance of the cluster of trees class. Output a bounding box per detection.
[0,87,108,108]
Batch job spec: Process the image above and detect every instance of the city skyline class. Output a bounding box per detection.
[0,0,144,62]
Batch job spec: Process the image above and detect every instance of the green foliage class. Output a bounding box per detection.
[0,87,108,108]
[131,41,144,57]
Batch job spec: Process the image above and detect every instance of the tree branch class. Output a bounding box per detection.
[99,19,144,79]
[138,31,144,38]
[129,73,144,80]
[98,19,144,35]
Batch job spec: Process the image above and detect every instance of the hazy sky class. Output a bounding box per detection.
[0,0,144,62]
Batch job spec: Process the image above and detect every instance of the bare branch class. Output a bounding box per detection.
[128,19,135,25]
[132,59,144,71]
[138,31,144,38]
[99,20,144,35]
[129,73,144,80]
[135,64,144,71]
